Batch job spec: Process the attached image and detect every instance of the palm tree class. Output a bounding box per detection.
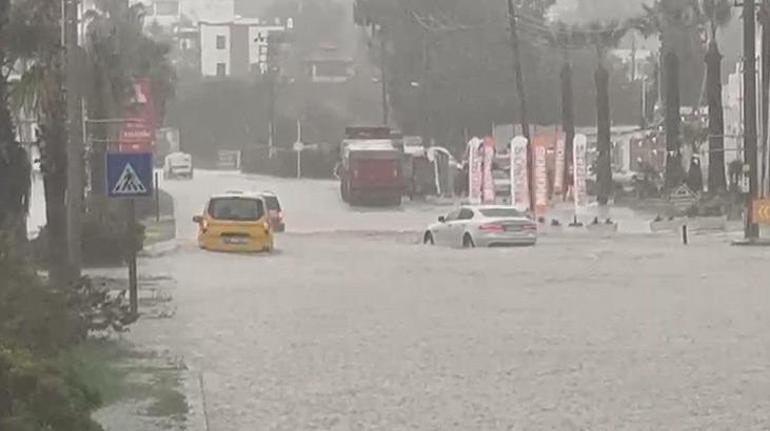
[700,0,731,193]
[0,0,32,246]
[588,23,627,205]
[634,0,702,191]
[8,0,72,284]
[545,23,586,198]
[83,0,174,212]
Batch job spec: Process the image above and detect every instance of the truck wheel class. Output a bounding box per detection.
[423,232,434,245]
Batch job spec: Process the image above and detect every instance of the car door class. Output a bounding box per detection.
[434,209,460,245]
[451,208,475,245]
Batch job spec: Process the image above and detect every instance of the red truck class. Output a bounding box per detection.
[339,127,404,206]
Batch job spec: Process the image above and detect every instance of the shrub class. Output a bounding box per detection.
[0,347,103,431]
[0,236,133,429]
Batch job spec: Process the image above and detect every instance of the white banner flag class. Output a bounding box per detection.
[553,138,565,195]
[510,136,530,212]
[482,137,496,204]
[573,134,588,213]
[467,137,483,204]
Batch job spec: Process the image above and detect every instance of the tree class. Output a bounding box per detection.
[634,0,702,191]
[0,0,31,246]
[701,0,731,193]
[664,51,685,190]
[8,0,72,285]
[589,23,628,204]
[83,0,175,207]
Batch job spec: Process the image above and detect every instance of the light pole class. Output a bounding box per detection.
[64,0,84,272]
[744,0,760,239]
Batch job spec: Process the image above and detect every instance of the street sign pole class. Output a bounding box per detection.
[155,171,160,222]
[107,151,153,317]
[127,198,138,316]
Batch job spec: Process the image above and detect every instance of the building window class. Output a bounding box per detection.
[216,35,226,50]
[216,63,226,77]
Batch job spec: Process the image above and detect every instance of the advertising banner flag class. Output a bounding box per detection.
[482,136,496,204]
[467,138,483,204]
[119,78,157,153]
[553,137,566,195]
[573,134,589,213]
[533,136,548,217]
[510,136,530,212]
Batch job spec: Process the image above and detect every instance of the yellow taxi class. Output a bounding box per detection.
[192,191,274,253]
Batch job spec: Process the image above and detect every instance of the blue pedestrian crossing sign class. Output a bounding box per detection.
[106,152,153,198]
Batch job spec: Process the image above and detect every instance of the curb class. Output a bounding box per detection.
[139,238,180,258]
[182,368,210,431]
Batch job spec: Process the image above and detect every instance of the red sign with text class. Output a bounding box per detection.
[119,79,157,153]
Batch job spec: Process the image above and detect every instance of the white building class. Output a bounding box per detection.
[199,17,291,78]
[142,0,183,28]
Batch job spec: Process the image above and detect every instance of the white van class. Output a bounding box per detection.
[163,152,193,179]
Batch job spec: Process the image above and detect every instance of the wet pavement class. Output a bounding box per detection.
[100,170,770,430]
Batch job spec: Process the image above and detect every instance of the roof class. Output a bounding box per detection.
[345,141,397,152]
[463,205,522,210]
[211,190,263,200]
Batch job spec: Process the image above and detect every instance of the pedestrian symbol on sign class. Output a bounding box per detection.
[106,152,153,198]
[112,163,148,195]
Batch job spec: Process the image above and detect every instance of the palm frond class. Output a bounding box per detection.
[9,64,45,117]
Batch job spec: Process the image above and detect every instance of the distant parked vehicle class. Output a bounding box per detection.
[163,152,193,180]
[260,191,285,233]
[424,205,537,248]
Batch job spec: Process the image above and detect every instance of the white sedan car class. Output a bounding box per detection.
[424,205,537,248]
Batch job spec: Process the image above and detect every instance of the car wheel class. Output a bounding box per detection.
[423,232,434,245]
[462,233,475,248]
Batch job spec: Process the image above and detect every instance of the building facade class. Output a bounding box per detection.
[199,18,290,79]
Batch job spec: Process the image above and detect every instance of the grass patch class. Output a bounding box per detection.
[57,339,188,425]
[143,218,176,246]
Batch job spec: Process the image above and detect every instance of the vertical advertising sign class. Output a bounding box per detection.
[573,134,589,213]
[553,137,566,196]
[510,136,530,212]
[533,136,548,217]
[119,78,157,153]
[482,136,496,204]
[467,138,483,204]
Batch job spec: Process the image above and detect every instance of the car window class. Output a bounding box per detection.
[208,198,265,221]
[263,196,281,211]
[478,208,525,218]
[445,209,461,222]
[458,208,474,220]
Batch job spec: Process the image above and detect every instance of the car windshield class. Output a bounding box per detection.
[478,208,526,218]
[263,196,281,211]
[208,198,264,221]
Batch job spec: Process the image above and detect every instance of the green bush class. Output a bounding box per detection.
[0,236,133,429]
[31,213,145,268]
[0,347,103,431]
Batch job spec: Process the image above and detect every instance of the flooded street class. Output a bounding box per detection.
[102,171,770,430]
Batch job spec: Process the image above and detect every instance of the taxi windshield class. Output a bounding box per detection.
[208,198,264,221]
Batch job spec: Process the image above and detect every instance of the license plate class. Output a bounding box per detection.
[504,225,523,232]
[223,237,248,245]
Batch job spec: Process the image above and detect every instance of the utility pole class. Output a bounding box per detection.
[507,0,530,141]
[379,31,389,126]
[64,0,84,272]
[267,67,276,158]
[760,0,770,197]
[507,0,532,210]
[744,0,760,239]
